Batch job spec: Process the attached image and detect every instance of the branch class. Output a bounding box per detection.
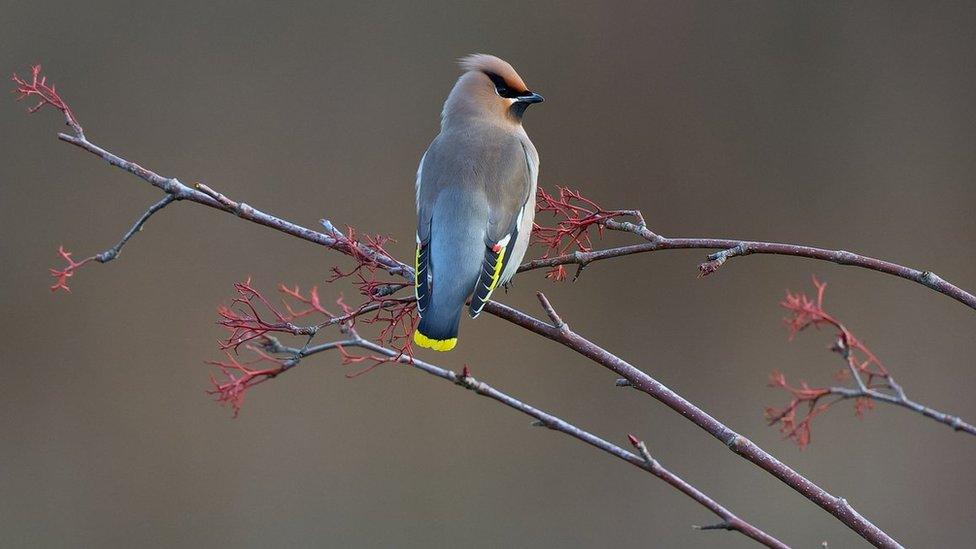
[625,434,789,547]
[10,65,411,291]
[524,189,976,312]
[225,317,788,548]
[767,277,976,446]
[65,132,407,266]
[481,294,902,548]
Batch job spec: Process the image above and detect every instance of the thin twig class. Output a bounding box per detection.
[46,195,177,291]
[825,383,976,435]
[96,194,176,263]
[833,340,976,434]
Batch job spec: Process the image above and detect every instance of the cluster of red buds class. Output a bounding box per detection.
[48,246,95,293]
[11,64,79,127]
[766,277,888,447]
[208,226,418,415]
[532,186,627,281]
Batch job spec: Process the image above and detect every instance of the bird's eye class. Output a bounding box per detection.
[484,71,518,98]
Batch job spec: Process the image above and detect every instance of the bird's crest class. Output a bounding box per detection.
[459,53,529,93]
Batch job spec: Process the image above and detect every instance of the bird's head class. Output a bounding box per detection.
[442,54,543,126]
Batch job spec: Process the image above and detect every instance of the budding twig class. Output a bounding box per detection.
[767,277,976,446]
[48,195,177,291]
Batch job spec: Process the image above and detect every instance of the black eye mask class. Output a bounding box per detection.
[483,71,534,99]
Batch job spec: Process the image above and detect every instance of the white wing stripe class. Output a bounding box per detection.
[414,150,427,211]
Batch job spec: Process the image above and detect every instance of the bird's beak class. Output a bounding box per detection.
[517,91,545,104]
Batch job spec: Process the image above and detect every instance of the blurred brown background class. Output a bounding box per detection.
[2,1,975,547]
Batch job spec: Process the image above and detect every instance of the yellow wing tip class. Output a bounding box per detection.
[413,330,457,352]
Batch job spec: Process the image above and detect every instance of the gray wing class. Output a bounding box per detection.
[414,132,490,316]
[469,139,533,317]
[414,130,533,318]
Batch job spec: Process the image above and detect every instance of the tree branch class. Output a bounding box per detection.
[523,194,976,312]
[253,330,789,548]
[481,294,902,548]
[57,132,411,276]
[624,434,788,547]
[767,278,976,446]
[823,383,976,434]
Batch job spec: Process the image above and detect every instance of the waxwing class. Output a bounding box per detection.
[413,54,543,351]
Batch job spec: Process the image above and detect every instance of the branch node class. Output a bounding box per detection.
[833,250,858,265]
[454,366,485,394]
[163,178,184,196]
[724,432,745,451]
[627,434,657,468]
[95,250,117,263]
[698,244,748,277]
[920,270,943,288]
[319,219,341,236]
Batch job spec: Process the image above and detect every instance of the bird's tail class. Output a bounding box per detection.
[414,305,462,352]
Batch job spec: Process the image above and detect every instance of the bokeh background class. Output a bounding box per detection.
[3,2,975,547]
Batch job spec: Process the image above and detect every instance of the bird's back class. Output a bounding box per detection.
[416,123,532,236]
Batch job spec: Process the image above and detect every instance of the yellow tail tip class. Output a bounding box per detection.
[413,330,457,352]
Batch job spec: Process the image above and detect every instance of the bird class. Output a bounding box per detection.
[413,54,544,352]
